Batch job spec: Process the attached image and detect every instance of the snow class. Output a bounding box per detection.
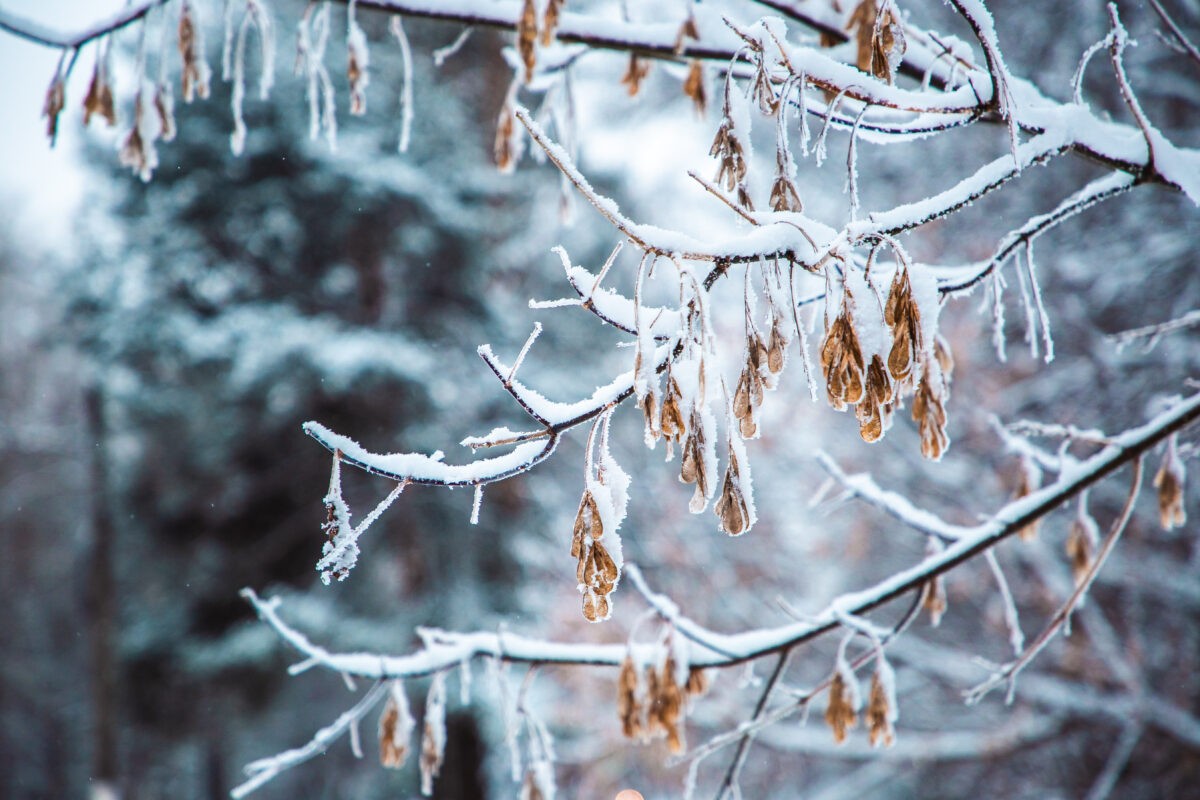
[304,421,557,487]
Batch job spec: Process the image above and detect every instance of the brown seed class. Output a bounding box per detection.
[518,0,538,83]
[1154,441,1187,530]
[154,87,176,142]
[618,656,643,738]
[378,687,412,768]
[83,53,116,128]
[825,671,857,743]
[42,75,65,146]
[495,106,517,173]
[660,378,686,443]
[922,575,946,626]
[1013,460,1042,541]
[912,371,948,460]
[683,60,707,114]
[539,0,563,46]
[1065,517,1096,585]
[767,322,787,374]
[178,1,210,102]
[621,54,651,96]
[685,668,709,698]
[866,671,894,747]
[710,120,747,192]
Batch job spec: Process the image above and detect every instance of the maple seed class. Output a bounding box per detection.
[621,54,651,96]
[42,75,65,146]
[647,657,685,753]
[1154,437,1187,530]
[83,53,117,128]
[179,1,211,102]
[821,309,866,410]
[866,671,895,747]
[618,656,644,739]
[539,0,563,46]
[518,0,538,83]
[1065,517,1096,585]
[495,105,517,173]
[715,449,751,536]
[825,672,857,743]
[683,60,707,114]
[378,688,412,768]
[922,575,947,626]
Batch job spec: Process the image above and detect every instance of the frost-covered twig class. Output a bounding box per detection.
[1109,308,1200,351]
[0,1,170,48]
[815,451,968,542]
[231,679,389,798]
[715,649,792,800]
[965,455,1144,704]
[1148,0,1200,69]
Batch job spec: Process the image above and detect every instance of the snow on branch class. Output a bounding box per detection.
[0,1,170,49]
[258,392,1200,678]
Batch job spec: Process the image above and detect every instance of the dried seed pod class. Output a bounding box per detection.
[419,675,446,795]
[934,334,954,382]
[922,575,946,626]
[83,51,117,128]
[621,54,651,96]
[347,23,370,116]
[378,681,414,768]
[674,15,701,54]
[825,671,857,743]
[1065,513,1098,585]
[1154,436,1187,530]
[709,118,747,192]
[571,490,601,559]
[751,64,779,115]
[178,1,211,102]
[154,85,177,142]
[680,409,711,513]
[866,670,895,747]
[769,173,803,213]
[660,377,686,443]
[648,657,685,753]
[517,0,538,83]
[856,354,894,443]
[766,317,788,375]
[821,312,865,410]
[685,667,709,698]
[885,267,922,384]
[42,74,65,146]
[539,0,563,46]
[617,656,643,738]
[846,0,905,83]
[1013,457,1043,541]
[494,104,518,173]
[683,60,707,114]
[912,370,949,460]
[581,590,607,622]
[715,448,751,536]
[733,344,765,440]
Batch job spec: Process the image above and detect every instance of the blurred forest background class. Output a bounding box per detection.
[1,1,1198,799]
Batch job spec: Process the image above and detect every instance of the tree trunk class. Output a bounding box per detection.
[85,384,119,799]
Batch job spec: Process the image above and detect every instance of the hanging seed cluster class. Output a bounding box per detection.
[572,488,620,622]
[616,654,708,754]
[847,0,907,84]
[1155,435,1187,530]
[824,658,897,747]
[820,267,953,457]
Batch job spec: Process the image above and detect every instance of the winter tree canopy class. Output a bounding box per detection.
[2,0,1198,798]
